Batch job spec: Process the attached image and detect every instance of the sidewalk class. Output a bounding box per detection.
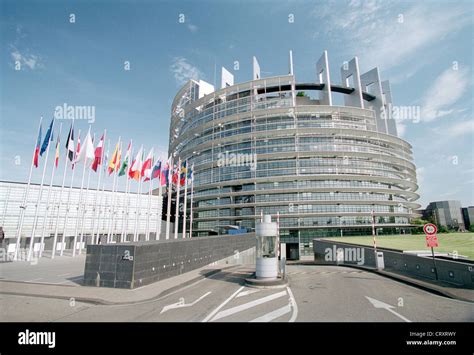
[0,264,235,305]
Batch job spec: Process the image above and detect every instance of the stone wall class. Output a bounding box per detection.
[313,239,474,289]
[83,233,255,289]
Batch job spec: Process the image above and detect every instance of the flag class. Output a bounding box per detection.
[65,125,74,161]
[107,140,120,175]
[129,146,143,181]
[187,165,193,182]
[172,163,179,185]
[72,133,81,170]
[180,161,187,185]
[40,118,54,156]
[118,141,132,176]
[33,123,42,168]
[115,144,122,173]
[149,160,162,181]
[91,134,105,172]
[141,148,154,180]
[74,131,94,164]
[54,134,60,168]
[162,158,170,186]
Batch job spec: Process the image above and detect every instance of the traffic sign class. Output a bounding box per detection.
[426,234,439,248]
[423,223,437,235]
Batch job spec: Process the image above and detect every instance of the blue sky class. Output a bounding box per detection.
[0,0,473,207]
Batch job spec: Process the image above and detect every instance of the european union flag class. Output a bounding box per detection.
[40,118,54,156]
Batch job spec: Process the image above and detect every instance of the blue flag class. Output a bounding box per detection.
[40,118,54,156]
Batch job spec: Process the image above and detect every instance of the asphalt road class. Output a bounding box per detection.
[1,265,473,322]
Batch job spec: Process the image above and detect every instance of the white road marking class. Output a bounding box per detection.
[58,273,70,277]
[160,292,212,314]
[202,286,244,322]
[211,290,287,322]
[286,286,298,322]
[25,278,43,282]
[250,304,292,322]
[365,296,411,323]
[236,289,260,298]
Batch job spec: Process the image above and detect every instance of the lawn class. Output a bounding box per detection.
[325,233,474,260]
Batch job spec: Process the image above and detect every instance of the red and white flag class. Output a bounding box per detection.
[91,134,105,172]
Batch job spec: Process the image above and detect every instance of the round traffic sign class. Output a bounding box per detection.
[423,223,437,235]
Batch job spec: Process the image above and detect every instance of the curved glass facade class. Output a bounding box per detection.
[169,74,420,256]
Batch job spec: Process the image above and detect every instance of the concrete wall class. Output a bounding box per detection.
[313,239,474,289]
[83,233,256,289]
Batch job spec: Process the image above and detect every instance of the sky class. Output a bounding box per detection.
[0,0,473,208]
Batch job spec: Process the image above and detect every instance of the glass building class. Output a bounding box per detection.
[169,52,420,258]
[0,180,163,254]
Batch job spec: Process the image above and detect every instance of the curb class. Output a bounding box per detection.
[288,262,474,303]
[0,267,230,306]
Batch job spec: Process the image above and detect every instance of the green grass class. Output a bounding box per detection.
[325,233,474,260]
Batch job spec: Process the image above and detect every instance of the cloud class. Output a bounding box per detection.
[170,57,204,86]
[444,120,474,138]
[420,67,471,122]
[187,23,198,33]
[10,49,41,70]
[416,166,425,185]
[312,1,472,73]
[395,121,406,137]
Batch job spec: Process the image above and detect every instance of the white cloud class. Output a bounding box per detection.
[170,57,204,86]
[10,49,41,70]
[421,67,471,122]
[445,120,474,138]
[416,166,425,185]
[313,1,472,73]
[187,23,198,33]
[395,121,406,137]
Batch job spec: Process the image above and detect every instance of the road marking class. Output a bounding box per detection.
[365,296,411,323]
[211,290,287,322]
[58,273,70,277]
[202,286,244,322]
[25,278,43,282]
[286,287,298,322]
[236,289,260,298]
[160,292,212,314]
[250,304,292,322]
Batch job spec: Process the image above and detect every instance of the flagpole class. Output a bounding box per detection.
[174,158,181,239]
[78,133,95,255]
[155,167,163,240]
[165,156,173,240]
[107,137,121,243]
[14,116,43,261]
[189,163,195,238]
[60,129,81,256]
[121,143,133,243]
[134,163,143,242]
[91,131,107,244]
[39,122,62,258]
[51,120,74,259]
[182,160,189,238]
[27,118,55,262]
[121,174,130,242]
[72,125,91,257]
[97,138,110,243]
[145,152,154,241]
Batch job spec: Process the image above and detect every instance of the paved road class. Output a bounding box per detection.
[1,265,473,322]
